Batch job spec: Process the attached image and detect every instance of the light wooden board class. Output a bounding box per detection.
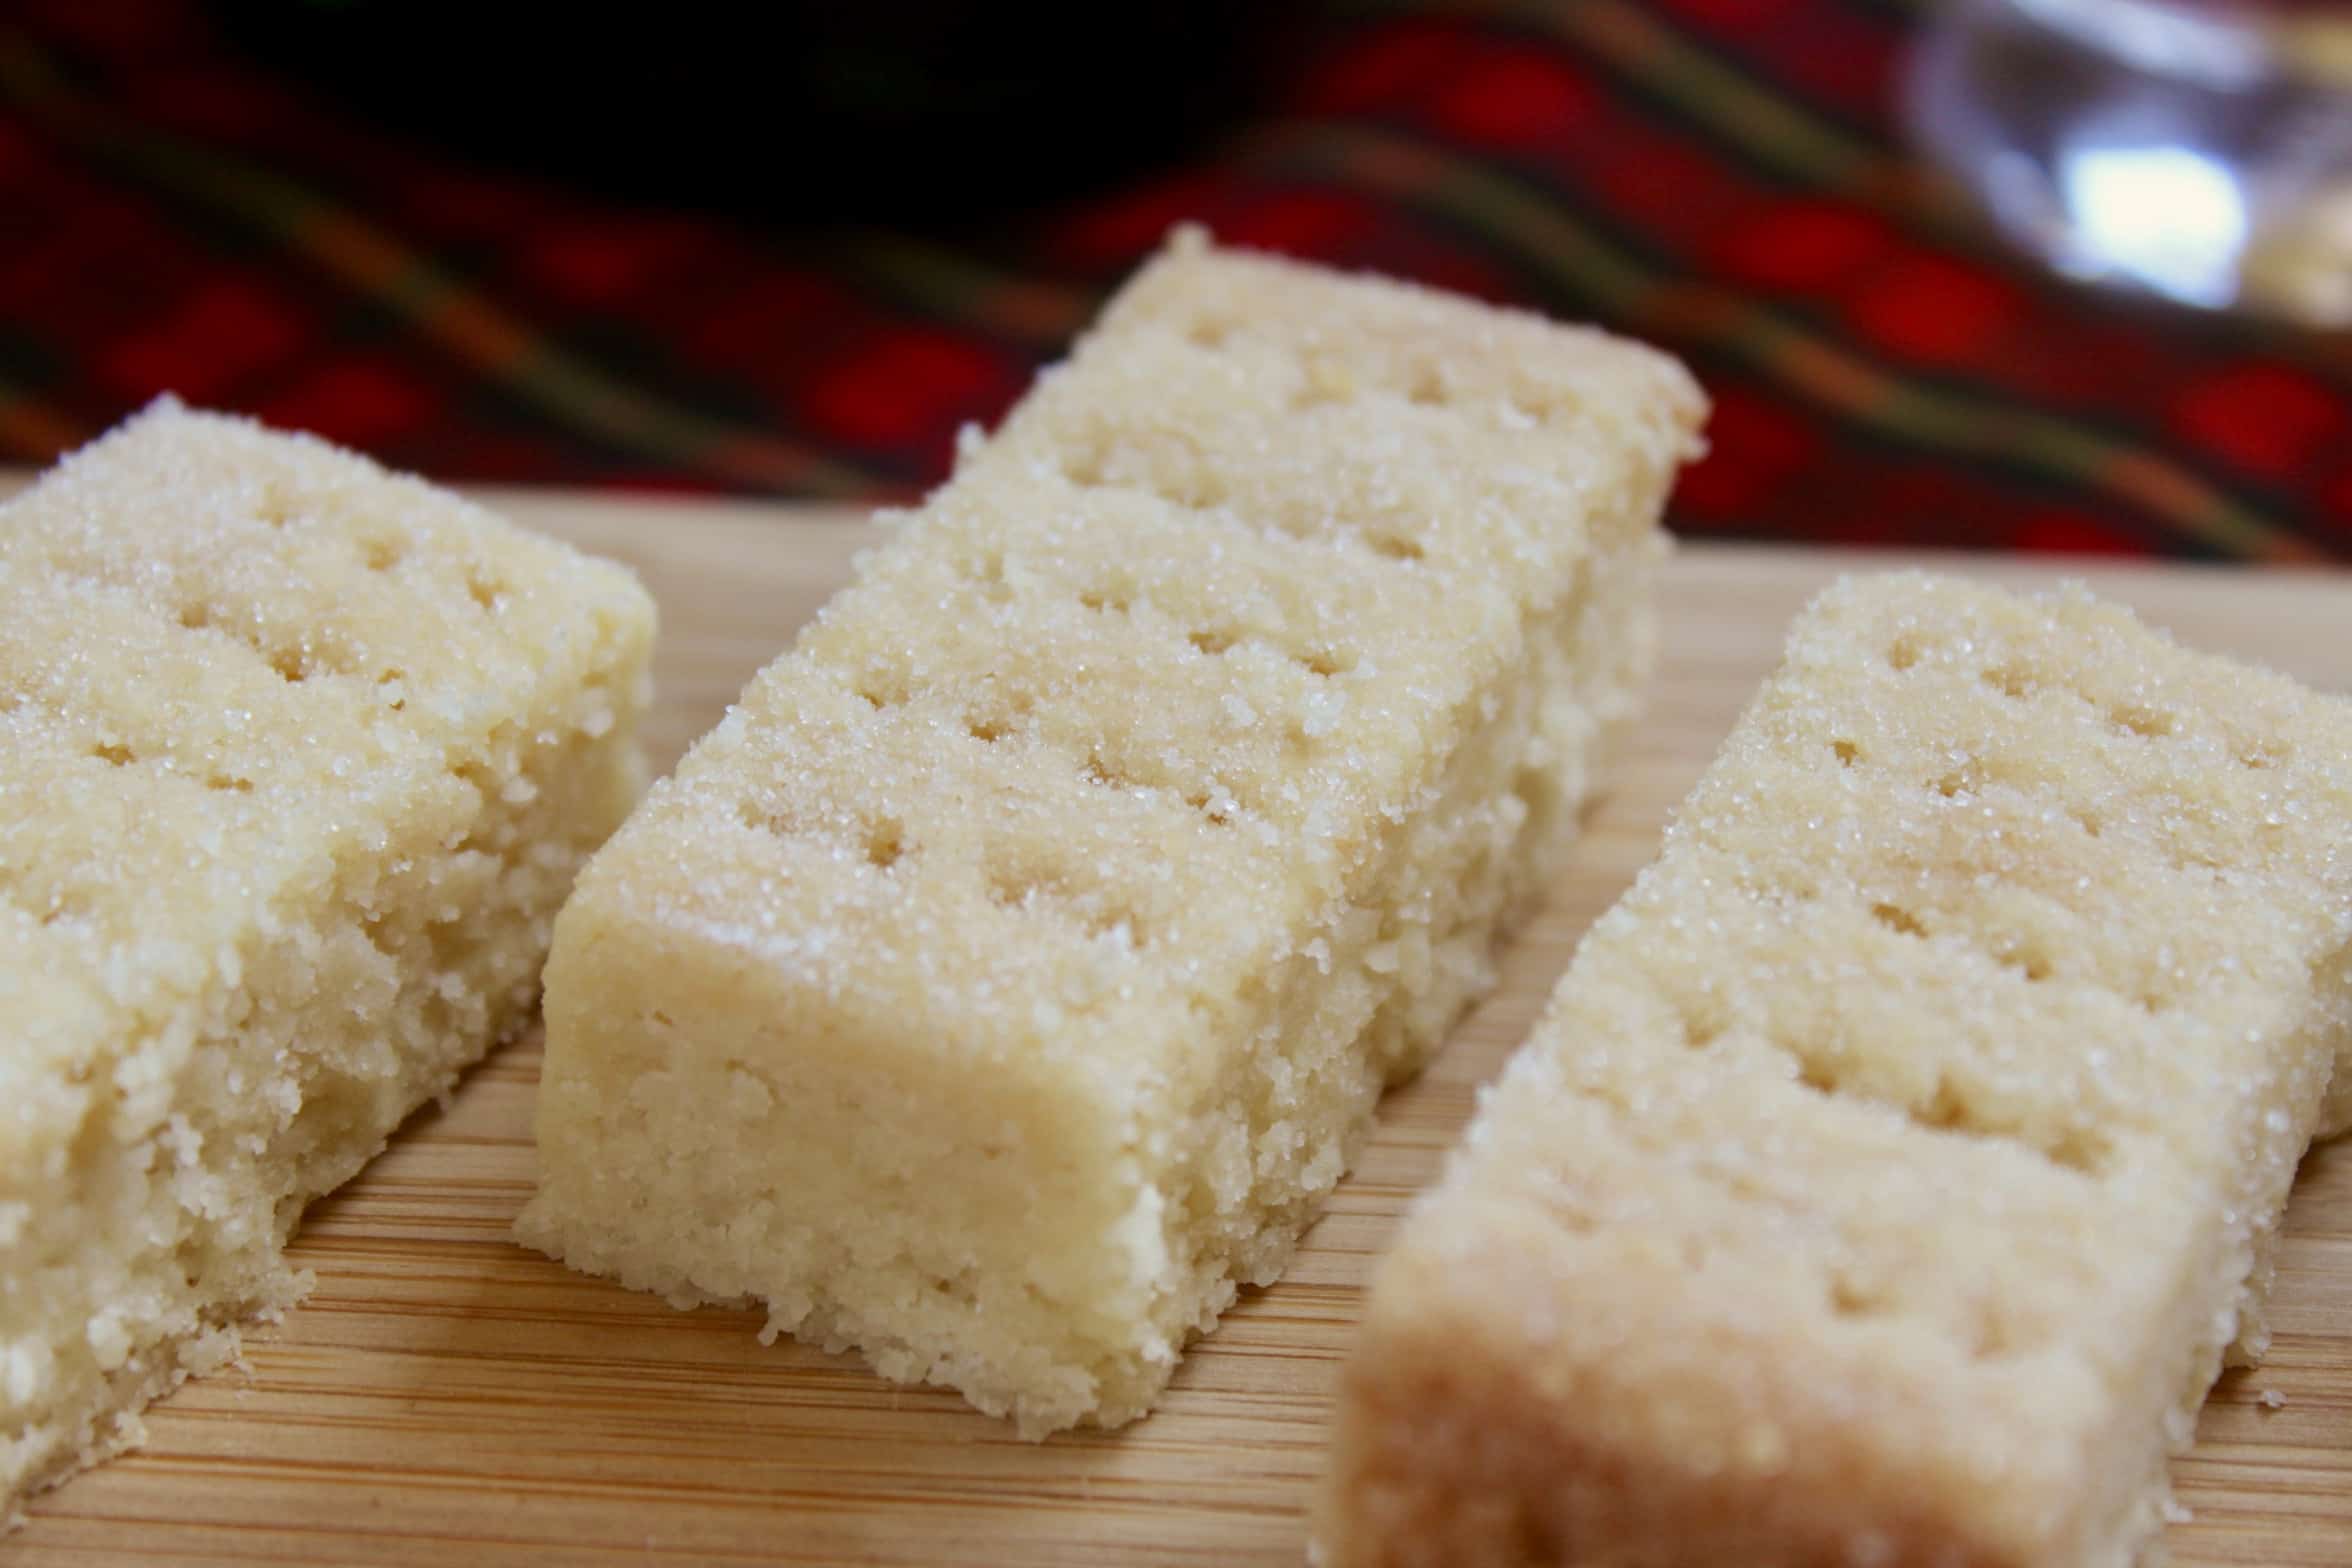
[15,495,2351,1565]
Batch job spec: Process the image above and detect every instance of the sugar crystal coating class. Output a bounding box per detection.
[0,401,656,1519]
[1319,572,2352,1568]
[516,233,1707,1434]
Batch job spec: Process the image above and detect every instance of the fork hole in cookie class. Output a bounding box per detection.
[1186,317,1234,350]
[467,571,510,612]
[1795,1056,1842,1095]
[2108,705,2175,740]
[1981,664,2032,700]
[852,677,902,710]
[1678,1001,1727,1050]
[862,820,907,870]
[1870,903,1930,940]
[1182,789,1235,828]
[1827,1275,1882,1318]
[1998,943,2055,983]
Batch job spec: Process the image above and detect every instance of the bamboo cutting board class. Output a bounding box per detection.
[13,495,2351,1566]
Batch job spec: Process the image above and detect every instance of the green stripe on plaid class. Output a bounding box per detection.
[1266,124,2314,561]
[1336,0,1894,195]
[850,231,1095,348]
[1538,0,1894,191]
[0,31,882,497]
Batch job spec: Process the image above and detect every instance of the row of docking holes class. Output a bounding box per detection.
[252,489,514,613]
[47,684,262,797]
[1055,441,1430,566]
[1073,586,1352,680]
[1063,319,1451,563]
[1654,970,2110,1355]
[65,603,407,795]
[1830,637,2292,848]
[960,546,1359,680]
[23,763,513,940]
[1677,981,2111,1173]
[1551,1015,2095,1356]
[1645,630,2258,1196]
[49,521,526,793]
[749,584,1351,938]
[737,796,1160,949]
[150,525,516,707]
[741,700,1224,944]
[824,548,1358,845]
[1183,313,1555,430]
[1875,631,2289,766]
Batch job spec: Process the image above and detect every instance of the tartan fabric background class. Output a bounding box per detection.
[3,0,2347,561]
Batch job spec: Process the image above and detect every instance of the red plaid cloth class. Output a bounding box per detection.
[4,0,2348,559]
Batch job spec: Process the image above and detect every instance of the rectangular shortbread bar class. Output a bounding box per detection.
[0,402,656,1519]
[1320,573,2352,1568]
[517,234,1707,1434]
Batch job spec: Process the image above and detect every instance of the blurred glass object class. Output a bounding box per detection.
[1908,0,2352,325]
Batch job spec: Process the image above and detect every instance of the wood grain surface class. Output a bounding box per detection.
[13,494,2351,1566]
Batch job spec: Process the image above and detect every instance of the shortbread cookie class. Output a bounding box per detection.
[1320,573,2352,1568]
[517,233,1706,1435]
[0,402,655,1520]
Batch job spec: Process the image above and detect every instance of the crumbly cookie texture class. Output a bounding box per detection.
[0,401,655,1522]
[1319,572,2352,1568]
[516,232,1706,1436]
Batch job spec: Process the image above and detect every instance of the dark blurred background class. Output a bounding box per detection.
[2,0,2346,558]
